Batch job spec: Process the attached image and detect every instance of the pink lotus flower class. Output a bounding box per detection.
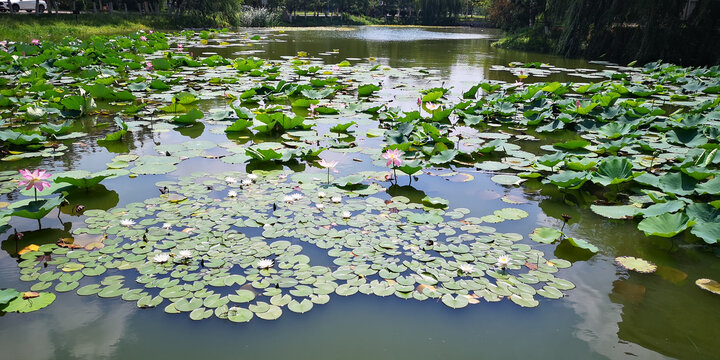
[31,39,40,46]
[512,81,524,89]
[425,102,441,111]
[18,169,51,192]
[576,99,582,109]
[332,65,340,71]
[177,43,184,50]
[140,36,148,42]
[149,30,154,34]
[145,62,153,71]
[382,149,404,167]
[417,97,422,107]
[309,103,319,115]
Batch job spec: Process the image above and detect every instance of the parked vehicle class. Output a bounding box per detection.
[0,0,47,13]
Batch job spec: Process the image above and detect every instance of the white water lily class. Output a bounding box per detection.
[316,203,324,210]
[241,179,252,186]
[162,222,172,230]
[291,193,303,201]
[228,190,237,198]
[283,195,295,203]
[247,173,258,181]
[318,191,326,198]
[178,250,192,259]
[224,176,237,184]
[120,219,136,227]
[459,264,475,274]
[257,258,274,269]
[342,211,351,218]
[497,255,511,268]
[451,126,479,139]
[331,196,342,203]
[153,253,170,263]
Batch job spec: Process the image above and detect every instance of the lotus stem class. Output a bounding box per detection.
[34,188,37,201]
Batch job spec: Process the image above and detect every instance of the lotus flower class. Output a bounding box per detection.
[319,159,338,183]
[315,203,324,210]
[332,65,340,71]
[257,258,274,269]
[291,193,303,201]
[177,43,184,50]
[140,36,148,42]
[30,39,40,46]
[497,255,510,268]
[309,103,319,116]
[512,80,524,89]
[318,191,326,198]
[417,97,422,107]
[18,169,52,193]
[342,211,351,218]
[153,253,170,263]
[228,190,237,198]
[145,62,153,71]
[459,264,475,274]
[318,159,338,169]
[120,219,136,227]
[425,102,441,111]
[382,149,404,167]
[178,250,192,260]
[283,195,295,203]
[162,222,172,230]
[247,174,258,182]
[225,176,237,184]
[149,30,154,34]
[241,179,252,186]
[331,196,341,203]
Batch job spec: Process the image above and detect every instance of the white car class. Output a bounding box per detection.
[0,0,47,13]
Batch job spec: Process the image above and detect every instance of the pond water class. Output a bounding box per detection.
[1,26,718,360]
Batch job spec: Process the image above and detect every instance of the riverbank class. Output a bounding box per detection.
[0,13,238,42]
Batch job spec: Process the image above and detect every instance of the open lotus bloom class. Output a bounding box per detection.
[18,169,52,192]
[382,149,404,167]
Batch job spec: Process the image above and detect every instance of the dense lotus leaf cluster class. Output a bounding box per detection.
[2,28,719,243]
[14,171,574,321]
[379,62,720,244]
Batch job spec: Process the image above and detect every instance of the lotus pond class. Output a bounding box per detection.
[1,26,720,360]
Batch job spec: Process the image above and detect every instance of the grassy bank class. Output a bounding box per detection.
[0,13,238,42]
[0,14,165,42]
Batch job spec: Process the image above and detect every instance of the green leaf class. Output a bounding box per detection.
[590,157,634,186]
[171,109,203,125]
[0,288,20,305]
[637,212,694,237]
[8,197,65,220]
[565,237,599,253]
[358,84,381,97]
[224,119,251,133]
[530,227,562,244]
[3,292,55,313]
